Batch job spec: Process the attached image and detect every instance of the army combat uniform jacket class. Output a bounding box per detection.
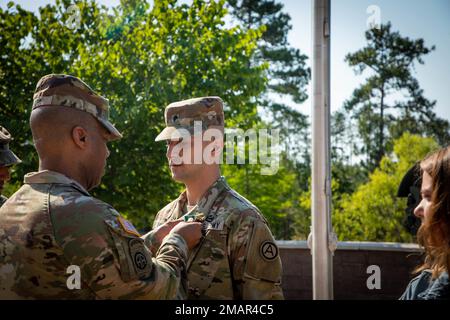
[151,176,284,300]
[0,170,188,299]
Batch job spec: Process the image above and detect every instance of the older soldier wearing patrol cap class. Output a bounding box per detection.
[150,97,284,300]
[0,74,202,299]
[0,126,22,207]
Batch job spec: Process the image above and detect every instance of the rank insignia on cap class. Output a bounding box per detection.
[260,241,278,261]
[117,216,141,237]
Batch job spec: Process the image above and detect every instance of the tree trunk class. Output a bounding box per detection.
[378,85,385,166]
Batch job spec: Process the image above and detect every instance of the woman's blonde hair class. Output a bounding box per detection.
[415,145,450,279]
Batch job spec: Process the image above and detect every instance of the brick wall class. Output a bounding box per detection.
[277,241,424,300]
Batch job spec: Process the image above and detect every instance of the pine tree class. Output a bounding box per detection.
[344,22,449,171]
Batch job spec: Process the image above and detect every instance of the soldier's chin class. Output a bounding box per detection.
[170,166,187,182]
[170,164,183,171]
[171,172,184,182]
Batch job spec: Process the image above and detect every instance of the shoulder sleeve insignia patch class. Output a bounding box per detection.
[129,238,152,278]
[260,241,279,261]
[118,216,141,237]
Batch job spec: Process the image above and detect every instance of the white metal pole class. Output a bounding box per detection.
[311,0,333,300]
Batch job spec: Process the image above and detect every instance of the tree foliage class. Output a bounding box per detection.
[1,0,267,228]
[227,0,310,160]
[1,2,447,243]
[333,133,439,242]
[344,22,448,171]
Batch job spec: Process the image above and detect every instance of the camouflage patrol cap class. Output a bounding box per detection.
[155,96,224,142]
[0,126,22,167]
[32,74,122,140]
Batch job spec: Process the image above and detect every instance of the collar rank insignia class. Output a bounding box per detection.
[205,218,224,231]
[117,216,141,237]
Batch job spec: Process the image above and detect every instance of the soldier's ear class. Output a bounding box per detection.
[210,141,223,164]
[72,126,88,149]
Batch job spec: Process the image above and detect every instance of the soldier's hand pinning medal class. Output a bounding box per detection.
[170,221,203,250]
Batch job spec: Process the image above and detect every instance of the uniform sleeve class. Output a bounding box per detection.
[152,210,166,229]
[53,201,188,300]
[144,209,172,255]
[142,229,160,256]
[228,214,284,300]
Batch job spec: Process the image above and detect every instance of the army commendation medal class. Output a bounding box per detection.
[183,211,206,222]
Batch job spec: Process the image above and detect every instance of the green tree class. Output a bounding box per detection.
[226,0,310,161]
[223,153,303,239]
[1,0,107,191]
[223,1,312,239]
[333,133,439,242]
[227,0,309,103]
[0,0,268,229]
[331,110,368,196]
[344,22,448,171]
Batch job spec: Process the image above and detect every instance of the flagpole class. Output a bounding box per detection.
[311,0,334,300]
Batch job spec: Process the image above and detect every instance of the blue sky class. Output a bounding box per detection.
[2,0,449,122]
[283,0,450,122]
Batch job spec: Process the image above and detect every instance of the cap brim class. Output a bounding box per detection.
[0,150,22,167]
[397,163,421,197]
[97,118,123,141]
[155,127,177,142]
[155,126,195,142]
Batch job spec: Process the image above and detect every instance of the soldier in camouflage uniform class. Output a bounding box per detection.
[150,97,284,300]
[0,126,22,207]
[0,74,202,299]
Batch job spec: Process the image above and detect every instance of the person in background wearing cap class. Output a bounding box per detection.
[0,74,202,299]
[150,97,284,300]
[0,125,22,207]
[397,163,422,236]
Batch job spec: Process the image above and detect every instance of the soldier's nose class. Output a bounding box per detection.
[167,143,183,160]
